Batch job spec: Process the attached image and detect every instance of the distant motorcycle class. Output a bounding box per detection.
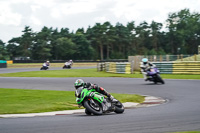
[63,62,72,69]
[75,87,124,115]
[146,67,165,84]
[40,66,49,70]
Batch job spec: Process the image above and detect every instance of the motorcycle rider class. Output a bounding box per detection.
[140,58,156,81]
[65,60,73,65]
[68,60,73,65]
[74,79,114,101]
[42,60,50,69]
[63,60,72,68]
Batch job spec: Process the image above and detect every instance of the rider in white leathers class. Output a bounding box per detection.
[140,58,156,81]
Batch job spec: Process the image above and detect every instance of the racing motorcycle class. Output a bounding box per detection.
[63,62,72,69]
[40,66,49,70]
[75,87,124,115]
[146,67,165,84]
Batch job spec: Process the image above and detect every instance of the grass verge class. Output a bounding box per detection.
[0,88,144,114]
[0,68,200,79]
[7,63,97,68]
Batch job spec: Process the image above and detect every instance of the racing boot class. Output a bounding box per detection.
[107,94,114,101]
[99,87,113,101]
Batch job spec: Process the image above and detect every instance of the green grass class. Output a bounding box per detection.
[0,88,144,114]
[7,62,97,68]
[0,68,200,79]
[0,68,141,77]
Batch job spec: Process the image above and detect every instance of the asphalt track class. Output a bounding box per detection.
[0,68,200,133]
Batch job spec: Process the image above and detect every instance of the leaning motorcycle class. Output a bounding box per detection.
[146,67,165,84]
[63,62,71,69]
[40,66,49,70]
[75,87,124,115]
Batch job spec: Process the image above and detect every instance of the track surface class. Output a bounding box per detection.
[0,68,200,133]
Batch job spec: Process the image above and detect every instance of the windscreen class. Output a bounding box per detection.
[75,87,83,98]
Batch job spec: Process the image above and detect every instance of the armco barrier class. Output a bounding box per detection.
[153,62,173,74]
[153,61,200,74]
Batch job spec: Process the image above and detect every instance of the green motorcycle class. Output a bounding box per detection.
[75,87,124,115]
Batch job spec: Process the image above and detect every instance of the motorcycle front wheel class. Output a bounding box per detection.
[157,75,165,84]
[114,100,124,114]
[85,109,92,115]
[83,99,103,115]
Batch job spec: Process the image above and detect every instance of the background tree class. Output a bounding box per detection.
[1,8,200,60]
[166,8,200,54]
[32,26,52,60]
[0,40,9,60]
[7,38,21,59]
[113,22,130,59]
[55,37,76,59]
[149,21,163,53]
[19,26,34,58]
[72,31,95,60]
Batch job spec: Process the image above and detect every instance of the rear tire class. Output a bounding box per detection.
[84,100,103,115]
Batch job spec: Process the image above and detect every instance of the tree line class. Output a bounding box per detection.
[0,8,200,61]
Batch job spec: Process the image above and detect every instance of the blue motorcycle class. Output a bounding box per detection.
[146,67,165,84]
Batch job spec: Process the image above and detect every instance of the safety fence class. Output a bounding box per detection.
[97,62,131,74]
[128,54,200,71]
[129,54,200,62]
[0,60,7,68]
[6,60,13,64]
[153,61,200,74]
[98,61,200,74]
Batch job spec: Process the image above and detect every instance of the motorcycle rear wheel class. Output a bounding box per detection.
[84,99,103,115]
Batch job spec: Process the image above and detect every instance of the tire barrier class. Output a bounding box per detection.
[153,61,200,74]
[0,60,7,68]
[97,62,131,74]
[97,63,106,71]
[172,61,200,74]
[128,55,200,71]
[153,62,173,74]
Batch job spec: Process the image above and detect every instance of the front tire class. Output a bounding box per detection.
[85,109,92,115]
[157,75,165,84]
[114,100,124,114]
[83,100,103,115]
